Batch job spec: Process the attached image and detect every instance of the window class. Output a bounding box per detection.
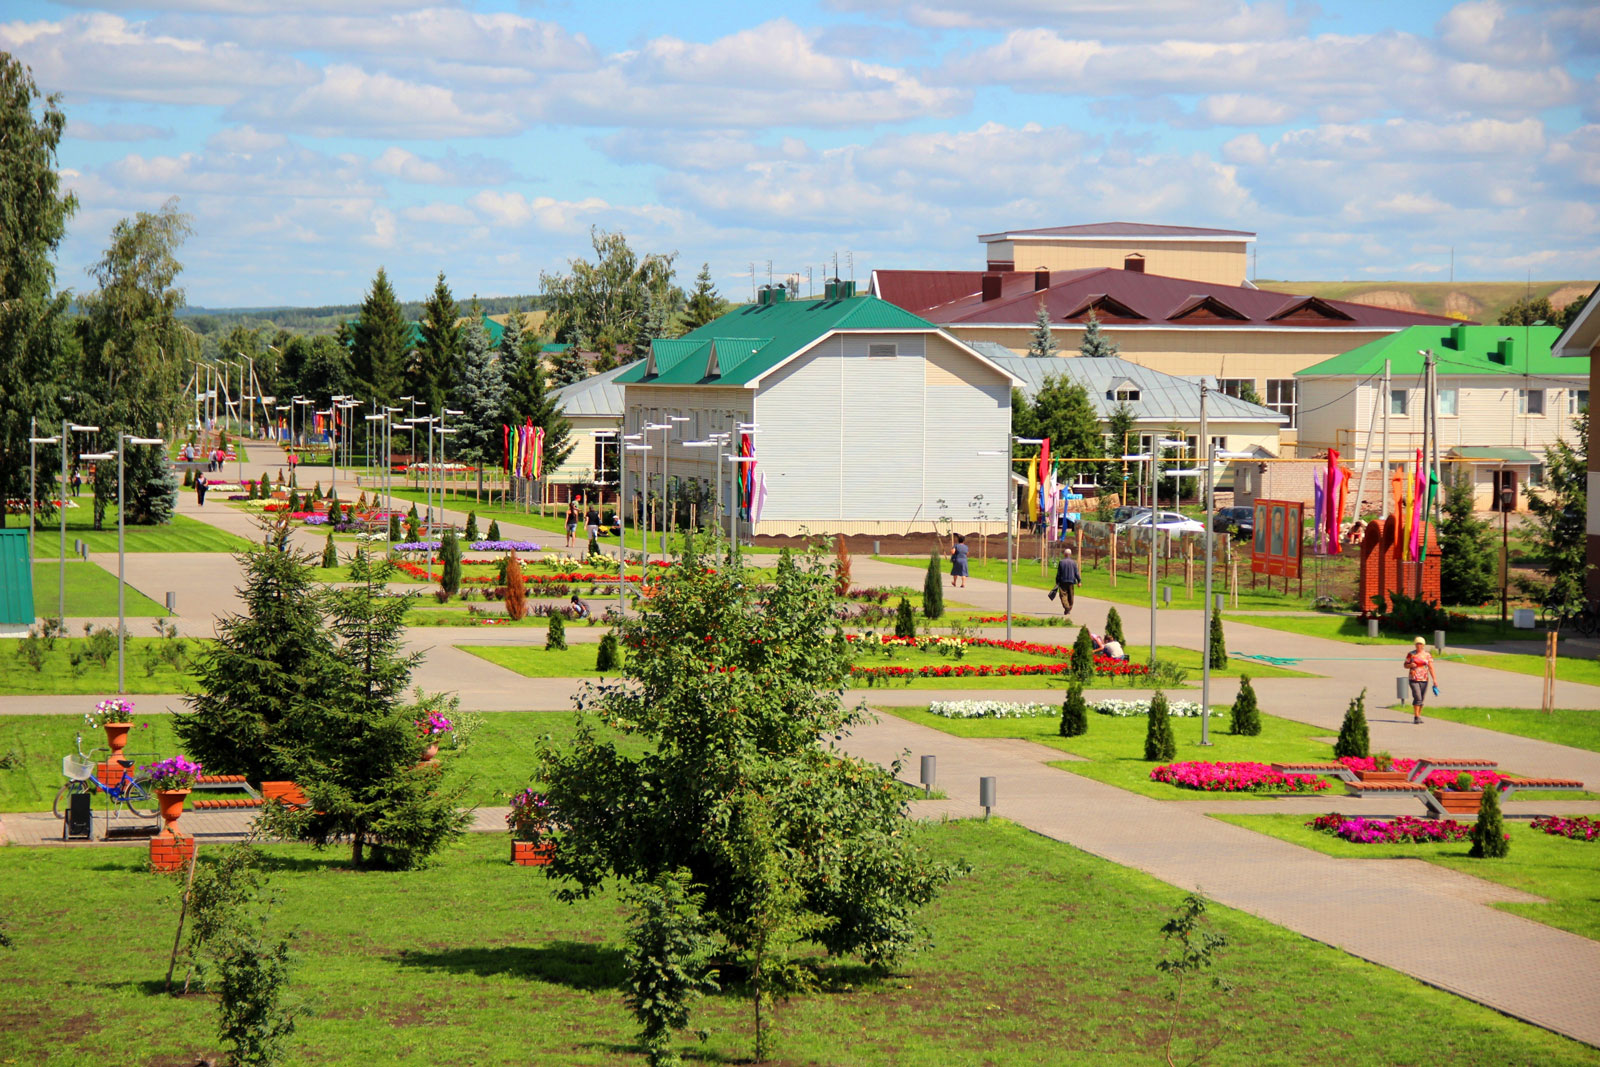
[1437,388,1458,416]
[1573,389,1590,414]
[1217,378,1255,400]
[1390,389,1408,416]
[1518,389,1545,415]
[593,436,619,483]
[867,342,897,359]
[1209,435,1228,456]
[1266,379,1298,424]
[1112,387,1140,402]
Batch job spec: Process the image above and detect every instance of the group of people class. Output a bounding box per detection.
[564,499,602,548]
[179,442,230,472]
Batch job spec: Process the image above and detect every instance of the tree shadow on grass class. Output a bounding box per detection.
[581,1041,745,1064]
[394,941,627,991]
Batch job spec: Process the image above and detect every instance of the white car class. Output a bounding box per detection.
[1122,511,1206,534]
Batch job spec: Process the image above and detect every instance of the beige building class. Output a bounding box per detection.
[1551,284,1599,597]
[980,222,1254,287]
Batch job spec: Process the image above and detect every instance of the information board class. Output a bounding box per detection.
[1251,499,1303,578]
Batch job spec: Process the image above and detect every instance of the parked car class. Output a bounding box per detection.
[1109,506,1152,526]
[1212,506,1254,539]
[1123,511,1206,534]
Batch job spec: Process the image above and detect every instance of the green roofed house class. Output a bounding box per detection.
[1296,323,1587,512]
[616,282,1019,536]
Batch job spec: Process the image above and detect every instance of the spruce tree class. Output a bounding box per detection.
[321,532,337,570]
[287,489,300,513]
[1026,301,1058,358]
[1104,606,1125,646]
[681,262,725,332]
[1523,409,1589,616]
[349,267,410,406]
[465,511,479,542]
[1333,689,1370,759]
[547,343,589,388]
[1104,402,1138,489]
[922,552,944,619]
[449,304,506,499]
[596,632,619,672]
[546,610,567,651]
[1469,783,1510,858]
[327,498,343,526]
[439,527,462,596]
[387,513,401,541]
[1439,471,1497,606]
[1144,690,1176,762]
[1059,680,1088,737]
[1072,625,1096,684]
[487,519,501,542]
[1229,674,1261,736]
[501,314,575,472]
[1078,309,1119,358]
[894,596,916,639]
[1208,611,1228,669]
[415,271,462,416]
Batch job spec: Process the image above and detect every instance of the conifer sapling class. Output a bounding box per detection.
[922,552,944,619]
[1060,681,1088,738]
[1332,688,1370,759]
[1229,674,1261,736]
[1144,690,1177,762]
[1469,781,1510,858]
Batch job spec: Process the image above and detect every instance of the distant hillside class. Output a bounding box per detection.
[177,294,547,337]
[1258,280,1594,325]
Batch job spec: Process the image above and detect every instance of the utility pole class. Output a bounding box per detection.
[1200,383,1212,746]
[1380,359,1391,520]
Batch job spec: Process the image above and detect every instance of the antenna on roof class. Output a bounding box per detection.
[750,262,757,302]
[807,266,813,298]
[832,251,839,282]
[767,260,773,288]
[847,251,854,284]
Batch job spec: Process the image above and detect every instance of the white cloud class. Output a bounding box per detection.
[1437,0,1554,64]
[400,201,479,226]
[232,64,519,138]
[371,147,511,186]
[206,125,287,153]
[67,120,172,142]
[824,0,1310,40]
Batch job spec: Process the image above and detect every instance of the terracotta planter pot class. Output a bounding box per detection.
[157,788,191,834]
[421,741,440,761]
[103,722,133,766]
[1356,770,1408,783]
[512,841,554,867]
[1432,790,1484,815]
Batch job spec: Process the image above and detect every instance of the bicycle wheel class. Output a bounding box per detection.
[121,777,158,818]
[52,782,81,820]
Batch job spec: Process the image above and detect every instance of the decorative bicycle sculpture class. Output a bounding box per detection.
[54,732,158,820]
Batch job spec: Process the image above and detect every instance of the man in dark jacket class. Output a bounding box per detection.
[1053,549,1082,616]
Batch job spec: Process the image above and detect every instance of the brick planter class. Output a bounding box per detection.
[1433,790,1484,815]
[1356,770,1409,783]
[512,841,554,867]
[149,832,195,873]
[261,781,308,806]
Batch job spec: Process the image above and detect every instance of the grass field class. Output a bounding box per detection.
[2,819,1597,1066]
[1229,612,1551,646]
[1399,706,1600,754]
[0,636,206,695]
[1213,814,1600,942]
[29,511,251,555]
[29,561,167,618]
[1450,652,1600,688]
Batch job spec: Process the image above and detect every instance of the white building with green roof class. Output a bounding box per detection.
[616,285,1018,536]
[1296,323,1587,511]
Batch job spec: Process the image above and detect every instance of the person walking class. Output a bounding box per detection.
[585,506,600,546]
[1052,548,1082,617]
[949,533,969,588]
[1404,636,1438,725]
[195,474,208,508]
[565,501,579,548]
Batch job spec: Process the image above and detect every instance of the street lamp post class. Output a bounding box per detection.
[60,421,98,621]
[626,441,652,568]
[81,435,163,692]
[732,424,760,557]
[643,423,668,559]
[442,408,463,515]
[664,416,690,557]
[595,428,623,610]
[681,439,717,552]
[28,421,60,566]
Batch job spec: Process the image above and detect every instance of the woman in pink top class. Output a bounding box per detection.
[1404,636,1438,725]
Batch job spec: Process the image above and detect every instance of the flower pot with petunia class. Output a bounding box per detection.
[85,698,138,768]
[142,756,203,835]
[1432,771,1486,815]
[414,709,453,762]
[1356,751,1408,783]
[507,788,555,866]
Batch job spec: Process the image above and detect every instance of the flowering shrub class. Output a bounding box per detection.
[142,756,204,791]
[852,660,1133,681]
[1151,761,1329,793]
[1530,815,1599,841]
[1091,698,1205,717]
[416,710,454,736]
[927,700,1055,719]
[85,697,136,728]
[506,787,553,842]
[392,540,541,553]
[1307,812,1473,844]
[1337,756,1503,790]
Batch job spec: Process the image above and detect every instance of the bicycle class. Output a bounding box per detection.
[53,733,157,820]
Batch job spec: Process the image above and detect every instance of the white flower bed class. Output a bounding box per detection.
[1091,698,1206,718]
[927,700,1055,719]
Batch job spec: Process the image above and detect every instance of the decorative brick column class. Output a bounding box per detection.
[149,832,195,873]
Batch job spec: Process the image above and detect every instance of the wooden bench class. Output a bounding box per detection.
[1495,778,1586,801]
[191,774,258,798]
[1341,776,1586,818]
[1271,762,1358,784]
[1405,758,1498,783]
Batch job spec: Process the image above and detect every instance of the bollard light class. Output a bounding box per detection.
[1396,677,1408,702]
[1433,629,1445,653]
[919,755,936,797]
[1368,619,1380,638]
[979,776,996,819]
[1163,586,1171,607]
[165,592,176,616]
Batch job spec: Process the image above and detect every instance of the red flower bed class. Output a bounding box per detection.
[1337,756,1504,790]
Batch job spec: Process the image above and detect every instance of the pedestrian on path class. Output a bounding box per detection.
[195,475,208,507]
[585,506,600,546]
[949,534,968,588]
[565,501,579,548]
[1052,549,1082,616]
[1405,636,1438,725]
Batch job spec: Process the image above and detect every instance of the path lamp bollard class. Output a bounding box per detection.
[1434,629,1446,653]
[1368,619,1380,638]
[920,755,937,797]
[1396,677,1408,703]
[979,776,996,820]
[165,592,176,616]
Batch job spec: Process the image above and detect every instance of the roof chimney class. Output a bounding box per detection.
[1034,268,1050,291]
[1448,323,1468,350]
[981,274,1002,302]
[1490,338,1513,364]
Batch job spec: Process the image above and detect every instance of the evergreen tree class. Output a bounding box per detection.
[1026,302,1058,358]
[1521,409,1588,616]
[1104,606,1125,646]
[1229,675,1261,736]
[387,513,401,541]
[502,318,575,471]
[1208,611,1228,669]
[321,533,337,570]
[448,305,506,494]
[1332,689,1370,759]
[1144,690,1176,761]
[681,263,726,332]
[1469,783,1510,858]
[1104,402,1137,490]
[1072,625,1096,684]
[634,288,671,363]
[1079,310,1119,358]
[1059,680,1088,737]
[487,519,501,541]
[547,343,590,388]
[350,267,410,406]
[503,552,527,620]
[465,511,479,542]
[287,490,300,513]
[921,552,944,619]
[1238,381,1264,407]
[415,271,462,417]
[547,610,567,651]
[596,632,620,672]
[439,527,462,596]
[1439,473,1496,606]
[894,596,916,639]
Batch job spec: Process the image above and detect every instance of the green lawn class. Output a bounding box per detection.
[29,511,251,555]
[30,560,167,618]
[1231,612,1551,646]
[1213,814,1600,942]
[1398,706,1600,754]
[2,820,1597,1065]
[0,636,206,695]
[1449,652,1600,688]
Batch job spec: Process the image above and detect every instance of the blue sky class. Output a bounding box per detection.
[4,0,1596,307]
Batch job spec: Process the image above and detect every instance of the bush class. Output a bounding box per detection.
[1228,674,1261,736]
[1373,591,1449,633]
[1144,691,1176,761]
[1071,625,1096,685]
[922,552,944,619]
[215,933,298,1067]
[1333,689,1369,759]
[1208,611,1228,669]
[387,514,401,541]
[465,511,479,542]
[487,519,501,541]
[183,468,194,487]
[440,528,462,596]
[624,869,719,1067]
[1059,681,1088,737]
[546,610,567,651]
[320,533,336,570]
[834,538,852,596]
[596,632,619,672]
[894,597,916,639]
[1469,784,1510,858]
[504,553,527,621]
[1104,606,1125,646]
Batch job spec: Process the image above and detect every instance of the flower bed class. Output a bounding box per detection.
[1307,812,1471,844]
[1337,756,1504,790]
[1151,761,1329,793]
[927,700,1055,719]
[1530,815,1599,841]
[392,540,541,553]
[1091,698,1205,717]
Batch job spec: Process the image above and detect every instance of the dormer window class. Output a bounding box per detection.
[1106,376,1140,403]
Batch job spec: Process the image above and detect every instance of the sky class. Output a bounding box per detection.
[3,0,1597,308]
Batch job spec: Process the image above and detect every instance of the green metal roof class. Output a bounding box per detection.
[1296,324,1581,378]
[616,294,940,387]
[1448,446,1541,464]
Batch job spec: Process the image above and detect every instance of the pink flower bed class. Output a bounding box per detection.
[1150,761,1329,793]
[1307,812,1472,844]
[1530,815,1599,841]
[1337,756,1503,790]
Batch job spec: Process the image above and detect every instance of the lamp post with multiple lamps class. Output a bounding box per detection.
[663,416,690,557]
[79,434,164,692]
[59,420,99,621]
[978,434,1043,643]
[28,421,60,565]
[593,428,626,610]
[626,439,652,565]
[440,408,463,515]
